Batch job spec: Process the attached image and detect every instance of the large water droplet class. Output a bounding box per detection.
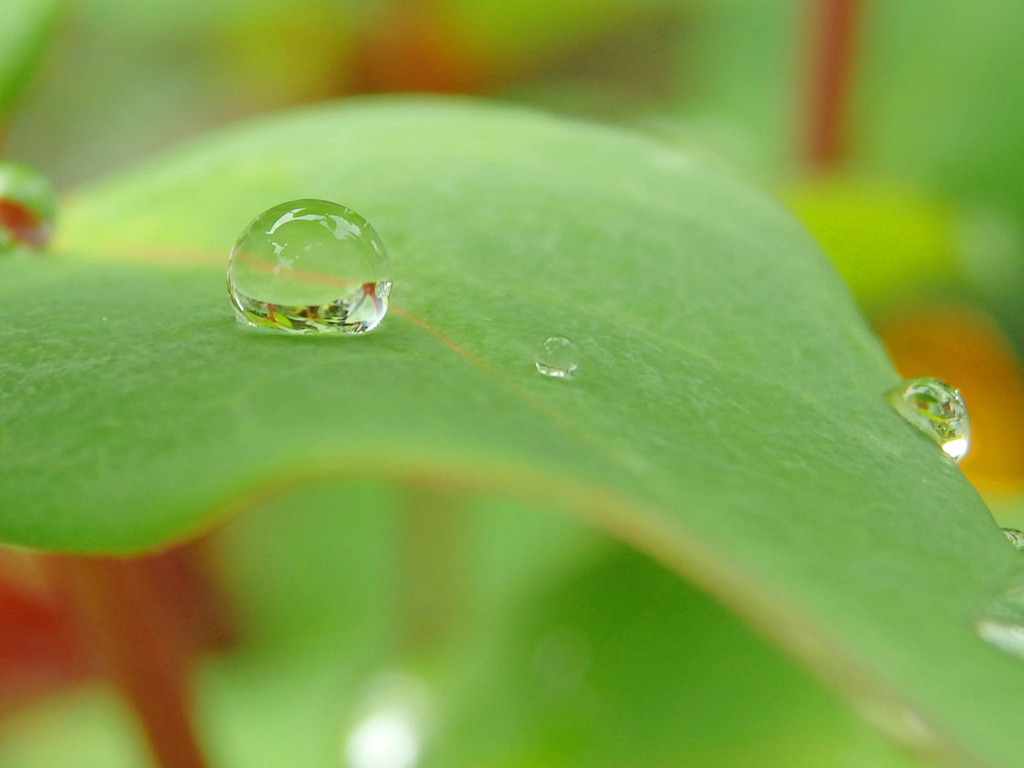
[975,573,1024,660]
[227,199,391,334]
[1003,528,1024,552]
[885,377,970,461]
[535,336,578,378]
[0,161,56,252]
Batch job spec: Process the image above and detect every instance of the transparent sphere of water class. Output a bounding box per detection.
[885,377,970,462]
[227,199,392,334]
[535,336,579,379]
[0,161,57,252]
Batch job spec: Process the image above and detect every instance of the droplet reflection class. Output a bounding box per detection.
[975,574,1024,661]
[342,672,430,768]
[346,710,420,768]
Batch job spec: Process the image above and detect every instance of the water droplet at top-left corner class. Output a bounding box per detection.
[0,161,57,253]
[227,199,392,335]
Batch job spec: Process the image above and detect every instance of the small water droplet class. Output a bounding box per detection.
[885,377,970,461]
[975,573,1024,660]
[535,336,578,378]
[227,199,391,334]
[1003,528,1024,551]
[0,161,56,252]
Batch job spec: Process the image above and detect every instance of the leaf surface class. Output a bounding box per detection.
[1,98,1020,766]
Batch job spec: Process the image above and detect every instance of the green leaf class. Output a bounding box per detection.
[0,0,59,121]
[2,98,1020,765]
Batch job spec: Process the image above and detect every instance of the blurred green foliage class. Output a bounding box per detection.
[0,0,59,120]
[853,2,1024,224]
[0,485,924,768]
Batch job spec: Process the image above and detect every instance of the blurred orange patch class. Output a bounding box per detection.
[878,307,1024,496]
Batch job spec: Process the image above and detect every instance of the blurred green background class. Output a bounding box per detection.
[3,0,1024,766]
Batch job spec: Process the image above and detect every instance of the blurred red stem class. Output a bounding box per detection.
[51,556,210,768]
[807,0,862,169]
